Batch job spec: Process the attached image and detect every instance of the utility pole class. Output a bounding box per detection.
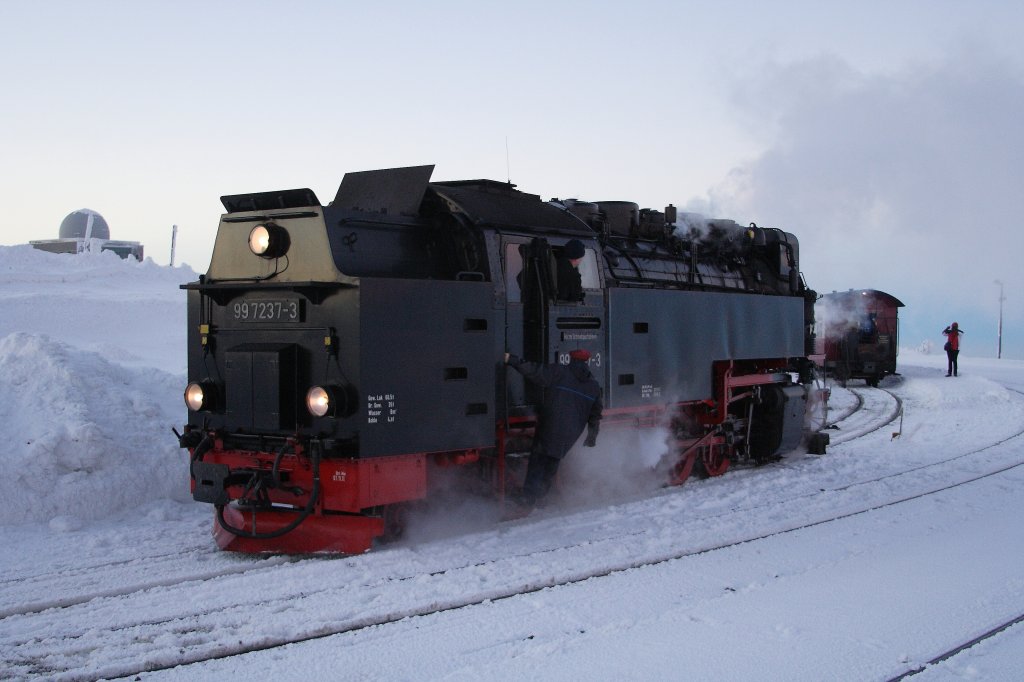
[170,225,178,267]
[995,279,1005,359]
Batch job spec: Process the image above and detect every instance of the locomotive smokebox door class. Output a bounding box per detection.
[224,343,298,432]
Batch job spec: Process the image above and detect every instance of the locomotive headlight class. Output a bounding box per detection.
[306,385,333,417]
[185,381,217,411]
[306,384,357,418]
[248,223,290,259]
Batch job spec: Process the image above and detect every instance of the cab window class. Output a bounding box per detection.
[505,243,525,303]
[503,241,601,303]
[577,248,600,290]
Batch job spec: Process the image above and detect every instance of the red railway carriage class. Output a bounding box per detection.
[816,289,905,386]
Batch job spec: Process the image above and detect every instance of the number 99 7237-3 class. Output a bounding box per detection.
[231,299,300,323]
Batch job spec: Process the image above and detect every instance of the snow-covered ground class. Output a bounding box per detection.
[2,247,1023,681]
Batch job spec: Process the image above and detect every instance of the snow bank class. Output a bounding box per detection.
[0,245,195,373]
[0,247,195,525]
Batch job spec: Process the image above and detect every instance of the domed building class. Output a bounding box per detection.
[30,209,144,260]
[58,209,111,240]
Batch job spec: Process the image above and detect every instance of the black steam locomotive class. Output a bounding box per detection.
[180,165,826,553]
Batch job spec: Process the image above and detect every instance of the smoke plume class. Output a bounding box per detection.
[698,47,1024,356]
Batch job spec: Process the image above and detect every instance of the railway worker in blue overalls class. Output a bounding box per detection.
[504,349,603,507]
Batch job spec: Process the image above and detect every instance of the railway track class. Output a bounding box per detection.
[887,610,1024,680]
[8,443,1022,681]
[826,384,903,443]
[3,384,1023,681]
[0,551,294,619]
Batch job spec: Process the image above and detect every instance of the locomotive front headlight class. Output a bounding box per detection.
[185,381,217,412]
[306,385,333,417]
[306,384,357,418]
[248,223,290,259]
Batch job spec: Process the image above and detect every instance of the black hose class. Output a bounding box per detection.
[188,434,214,481]
[215,441,321,540]
[192,434,213,462]
[270,440,290,489]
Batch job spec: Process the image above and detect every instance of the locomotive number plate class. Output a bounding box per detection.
[232,298,303,323]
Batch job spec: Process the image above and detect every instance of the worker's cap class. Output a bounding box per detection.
[569,349,591,361]
[564,239,585,260]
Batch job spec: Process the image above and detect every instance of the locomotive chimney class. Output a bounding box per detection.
[665,204,677,225]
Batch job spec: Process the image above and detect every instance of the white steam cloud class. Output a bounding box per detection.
[815,292,871,342]
[694,47,1024,358]
[556,427,673,507]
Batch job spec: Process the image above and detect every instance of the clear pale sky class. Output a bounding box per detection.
[3,1,1022,357]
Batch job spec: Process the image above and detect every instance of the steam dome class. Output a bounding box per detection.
[59,209,110,240]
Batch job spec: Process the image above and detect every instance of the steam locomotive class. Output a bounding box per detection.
[180,165,827,554]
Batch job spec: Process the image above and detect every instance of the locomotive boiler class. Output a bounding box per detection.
[180,165,827,554]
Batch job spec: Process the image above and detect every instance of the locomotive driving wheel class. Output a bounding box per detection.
[668,448,698,486]
[379,503,411,544]
[670,432,730,484]
[699,444,730,477]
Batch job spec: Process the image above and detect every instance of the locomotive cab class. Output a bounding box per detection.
[502,236,606,406]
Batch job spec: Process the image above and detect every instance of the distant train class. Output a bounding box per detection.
[816,289,904,386]
[179,165,828,554]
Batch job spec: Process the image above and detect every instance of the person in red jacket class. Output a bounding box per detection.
[504,349,603,506]
[943,322,964,377]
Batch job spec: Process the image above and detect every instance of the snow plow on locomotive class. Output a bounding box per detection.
[179,165,829,554]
